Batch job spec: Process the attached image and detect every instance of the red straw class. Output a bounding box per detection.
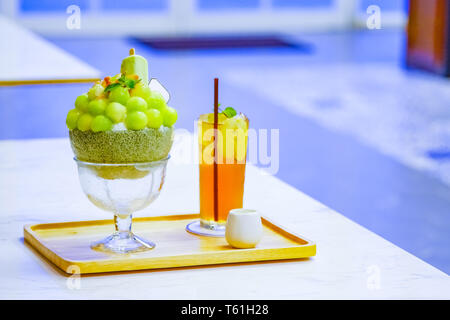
[213,78,219,222]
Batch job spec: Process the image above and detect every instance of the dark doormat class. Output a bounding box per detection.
[136,35,311,51]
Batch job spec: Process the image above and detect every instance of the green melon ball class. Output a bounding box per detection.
[66,109,81,130]
[109,86,130,105]
[126,96,148,113]
[145,109,163,129]
[88,83,104,100]
[91,115,113,132]
[111,73,121,82]
[77,113,94,131]
[162,106,178,127]
[146,91,167,111]
[126,111,148,130]
[131,82,151,100]
[105,102,127,123]
[88,98,107,115]
[75,93,89,112]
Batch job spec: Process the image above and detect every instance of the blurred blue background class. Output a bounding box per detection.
[1,0,449,274]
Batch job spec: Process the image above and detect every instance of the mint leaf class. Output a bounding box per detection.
[125,78,140,89]
[105,75,141,92]
[118,74,127,83]
[104,82,120,92]
[222,107,237,118]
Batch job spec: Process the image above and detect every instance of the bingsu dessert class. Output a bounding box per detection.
[66,49,177,165]
[66,49,176,253]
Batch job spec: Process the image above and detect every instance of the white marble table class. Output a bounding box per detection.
[0,136,448,299]
[0,15,100,85]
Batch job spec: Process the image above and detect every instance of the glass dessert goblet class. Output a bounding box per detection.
[74,157,169,254]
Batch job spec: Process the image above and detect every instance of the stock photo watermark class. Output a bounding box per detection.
[66,264,81,290]
[170,123,280,175]
[66,5,81,30]
[366,265,381,290]
[367,5,381,30]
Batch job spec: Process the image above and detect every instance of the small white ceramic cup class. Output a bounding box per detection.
[225,209,262,249]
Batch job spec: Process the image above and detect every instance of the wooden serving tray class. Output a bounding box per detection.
[24,214,316,274]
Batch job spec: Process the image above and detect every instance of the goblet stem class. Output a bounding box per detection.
[91,212,155,253]
[114,213,132,237]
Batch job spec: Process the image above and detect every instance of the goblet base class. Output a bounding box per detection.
[186,220,225,237]
[91,232,155,254]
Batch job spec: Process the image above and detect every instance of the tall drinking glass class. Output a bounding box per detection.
[186,113,249,237]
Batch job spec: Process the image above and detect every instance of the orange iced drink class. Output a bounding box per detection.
[198,113,249,227]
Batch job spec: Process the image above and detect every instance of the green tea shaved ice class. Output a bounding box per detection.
[94,165,151,180]
[70,126,173,163]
